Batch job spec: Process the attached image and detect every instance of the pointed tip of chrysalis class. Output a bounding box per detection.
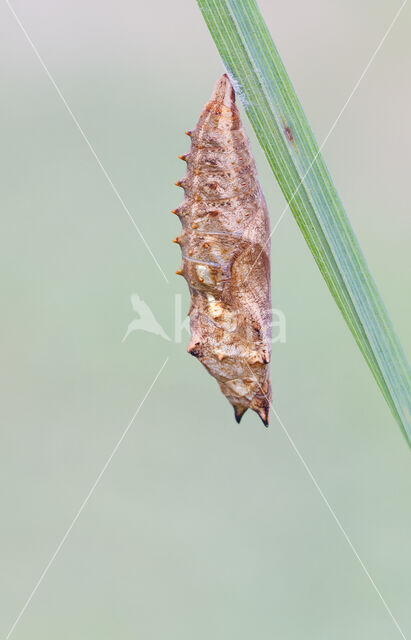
[256,405,269,427]
[211,73,236,107]
[233,405,247,424]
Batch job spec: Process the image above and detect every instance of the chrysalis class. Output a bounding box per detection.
[173,74,272,426]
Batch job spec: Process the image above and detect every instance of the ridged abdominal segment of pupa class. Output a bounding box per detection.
[173,74,272,426]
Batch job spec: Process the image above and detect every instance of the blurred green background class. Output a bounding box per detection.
[1,1,410,638]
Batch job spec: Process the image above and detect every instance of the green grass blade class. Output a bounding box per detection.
[197,0,411,443]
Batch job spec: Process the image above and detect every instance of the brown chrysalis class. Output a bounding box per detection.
[173,74,272,426]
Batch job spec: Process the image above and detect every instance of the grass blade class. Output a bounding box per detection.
[197,0,411,443]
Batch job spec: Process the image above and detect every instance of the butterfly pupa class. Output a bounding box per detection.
[174,74,272,426]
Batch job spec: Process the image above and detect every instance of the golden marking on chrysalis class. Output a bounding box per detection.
[172,74,272,427]
[208,298,224,319]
